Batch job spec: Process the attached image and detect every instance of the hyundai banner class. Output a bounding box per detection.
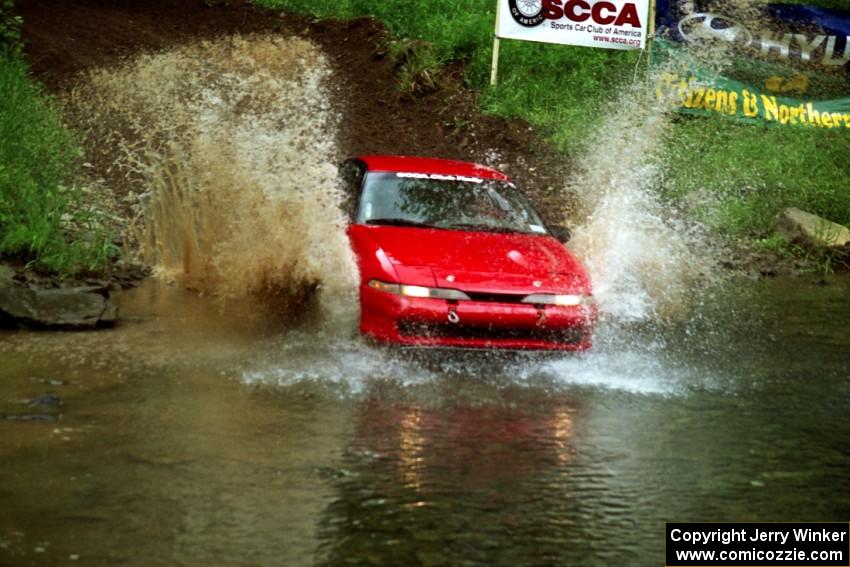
[654,0,850,128]
[496,0,651,50]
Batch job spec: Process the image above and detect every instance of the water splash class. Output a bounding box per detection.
[238,334,441,393]
[564,1,772,322]
[68,35,359,326]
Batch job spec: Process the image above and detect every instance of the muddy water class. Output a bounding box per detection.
[1,276,849,566]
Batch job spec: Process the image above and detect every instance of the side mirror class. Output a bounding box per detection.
[548,225,572,243]
[338,158,366,223]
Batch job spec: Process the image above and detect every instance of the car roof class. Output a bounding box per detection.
[357,155,510,181]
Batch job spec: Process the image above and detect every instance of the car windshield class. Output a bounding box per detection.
[356,172,548,235]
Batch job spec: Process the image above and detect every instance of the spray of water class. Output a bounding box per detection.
[566,0,772,323]
[67,35,358,325]
[565,84,708,322]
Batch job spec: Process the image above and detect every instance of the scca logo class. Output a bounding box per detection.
[509,0,643,28]
[509,0,546,27]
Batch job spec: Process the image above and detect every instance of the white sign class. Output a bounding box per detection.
[496,0,650,50]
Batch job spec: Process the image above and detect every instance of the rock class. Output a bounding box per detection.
[774,207,850,250]
[0,276,117,329]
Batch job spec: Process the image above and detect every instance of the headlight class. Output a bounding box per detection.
[521,293,593,307]
[398,284,430,298]
[368,280,471,301]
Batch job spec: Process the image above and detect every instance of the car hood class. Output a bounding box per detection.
[363,226,590,294]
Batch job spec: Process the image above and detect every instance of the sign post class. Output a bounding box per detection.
[647,0,657,65]
[491,0,502,86]
[491,36,502,86]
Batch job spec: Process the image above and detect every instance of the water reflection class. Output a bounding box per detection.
[316,388,596,566]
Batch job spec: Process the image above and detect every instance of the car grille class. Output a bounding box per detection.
[397,321,587,344]
[463,292,528,304]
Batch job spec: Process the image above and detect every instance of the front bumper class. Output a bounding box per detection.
[359,284,596,351]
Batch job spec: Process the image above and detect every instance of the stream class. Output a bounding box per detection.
[1,275,849,566]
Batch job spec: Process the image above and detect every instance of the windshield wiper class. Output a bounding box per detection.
[365,218,439,229]
[442,223,527,234]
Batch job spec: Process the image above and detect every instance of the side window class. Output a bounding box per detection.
[338,159,366,221]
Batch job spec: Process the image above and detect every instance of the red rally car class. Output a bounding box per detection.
[340,155,597,351]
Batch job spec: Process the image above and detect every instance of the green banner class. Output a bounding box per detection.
[654,40,850,129]
[651,0,850,129]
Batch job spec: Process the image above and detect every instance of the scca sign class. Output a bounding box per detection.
[497,0,650,50]
[541,0,642,27]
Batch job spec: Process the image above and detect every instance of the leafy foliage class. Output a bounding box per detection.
[0,51,114,274]
[0,0,22,53]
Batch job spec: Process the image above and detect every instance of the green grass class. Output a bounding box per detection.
[258,0,850,242]
[662,118,850,235]
[0,50,113,275]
